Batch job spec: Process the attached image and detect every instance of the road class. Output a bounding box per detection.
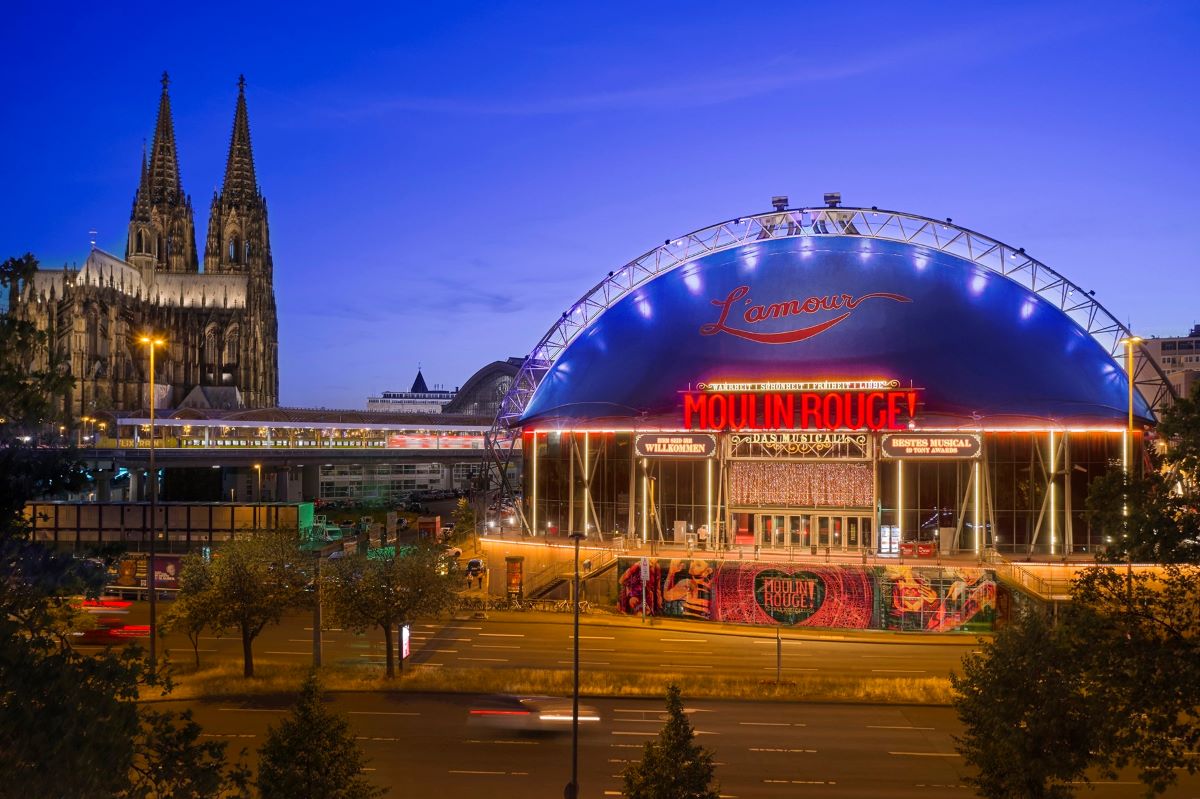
[86,601,981,678]
[168,692,1200,798]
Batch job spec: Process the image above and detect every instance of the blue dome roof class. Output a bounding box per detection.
[520,236,1151,428]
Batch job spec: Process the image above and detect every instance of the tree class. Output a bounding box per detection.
[0,253,246,797]
[1157,381,1200,485]
[323,545,459,677]
[1070,565,1200,794]
[128,707,251,799]
[257,672,384,799]
[621,684,719,799]
[199,529,310,677]
[162,553,219,668]
[451,497,475,544]
[951,609,1107,799]
[1086,469,1200,564]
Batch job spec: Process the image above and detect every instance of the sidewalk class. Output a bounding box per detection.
[457,607,985,646]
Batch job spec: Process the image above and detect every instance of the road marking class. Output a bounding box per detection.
[430,649,458,653]
[348,711,420,716]
[570,635,615,640]
[867,725,934,731]
[764,779,835,785]
[613,731,657,736]
[355,736,403,742]
[610,743,643,748]
[473,644,520,649]
[750,747,817,753]
[288,639,318,642]
[871,669,927,674]
[448,770,527,776]
[219,707,286,713]
[459,657,509,662]
[658,663,712,669]
[556,660,610,665]
[575,647,615,652]
[453,626,483,630]
[614,718,666,724]
[464,739,539,745]
[752,639,805,645]
[659,637,707,643]
[478,632,524,638]
[888,751,960,757]
[760,667,818,672]
[437,637,472,642]
[739,721,806,727]
[201,733,257,738]
[303,627,343,631]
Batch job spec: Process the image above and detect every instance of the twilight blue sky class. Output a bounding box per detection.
[2,1,1197,409]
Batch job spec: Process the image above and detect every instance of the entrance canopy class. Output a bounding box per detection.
[504,208,1163,431]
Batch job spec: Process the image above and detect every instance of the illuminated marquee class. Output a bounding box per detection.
[880,433,981,459]
[683,389,919,432]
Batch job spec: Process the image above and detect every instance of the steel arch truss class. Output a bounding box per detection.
[485,206,1176,519]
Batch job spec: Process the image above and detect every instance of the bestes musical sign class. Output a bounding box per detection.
[682,389,919,432]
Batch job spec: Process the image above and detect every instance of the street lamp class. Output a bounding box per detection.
[565,529,586,799]
[254,463,262,502]
[139,334,166,673]
[1119,335,1143,588]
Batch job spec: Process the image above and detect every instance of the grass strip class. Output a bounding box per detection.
[149,659,953,705]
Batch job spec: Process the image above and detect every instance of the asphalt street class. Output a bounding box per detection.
[168,692,1200,799]
[87,602,982,678]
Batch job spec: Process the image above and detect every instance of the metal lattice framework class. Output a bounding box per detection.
[485,206,1176,516]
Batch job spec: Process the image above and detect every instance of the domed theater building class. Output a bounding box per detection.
[487,200,1173,630]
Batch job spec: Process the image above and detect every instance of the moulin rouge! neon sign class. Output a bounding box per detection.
[683,389,920,432]
[699,285,911,344]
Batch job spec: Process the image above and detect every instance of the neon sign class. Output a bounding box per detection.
[700,285,911,344]
[683,390,919,432]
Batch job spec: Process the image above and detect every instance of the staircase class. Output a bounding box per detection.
[983,551,1073,602]
[526,551,620,599]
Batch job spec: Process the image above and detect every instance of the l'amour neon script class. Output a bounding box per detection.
[682,390,919,432]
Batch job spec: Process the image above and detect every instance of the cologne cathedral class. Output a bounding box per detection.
[10,73,279,416]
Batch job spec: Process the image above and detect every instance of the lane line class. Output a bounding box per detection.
[459,657,509,662]
[659,637,707,643]
[430,649,458,653]
[867,725,934,731]
[570,635,615,640]
[750,747,817,753]
[760,667,818,672]
[464,739,540,746]
[348,711,420,716]
[888,751,960,757]
[739,721,805,727]
[478,633,524,638]
[473,644,520,649]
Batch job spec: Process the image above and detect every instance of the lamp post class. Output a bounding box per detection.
[565,529,586,799]
[254,463,262,502]
[1119,335,1142,588]
[139,335,165,673]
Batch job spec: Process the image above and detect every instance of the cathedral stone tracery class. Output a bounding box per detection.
[12,73,279,416]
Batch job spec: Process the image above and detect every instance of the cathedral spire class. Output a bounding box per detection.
[220,75,258,203]
[130,141,152,223]
[148,71,184,203]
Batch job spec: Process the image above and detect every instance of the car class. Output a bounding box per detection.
[467,695,601,732]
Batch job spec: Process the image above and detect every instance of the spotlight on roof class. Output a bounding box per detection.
[823,192,841,208]
[771,195,789,211]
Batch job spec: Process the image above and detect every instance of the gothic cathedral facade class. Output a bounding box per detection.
[11,74,279,416]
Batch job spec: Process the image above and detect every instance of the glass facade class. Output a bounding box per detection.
[524,430,1133,555]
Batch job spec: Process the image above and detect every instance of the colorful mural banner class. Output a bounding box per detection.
[616,557,997,632]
